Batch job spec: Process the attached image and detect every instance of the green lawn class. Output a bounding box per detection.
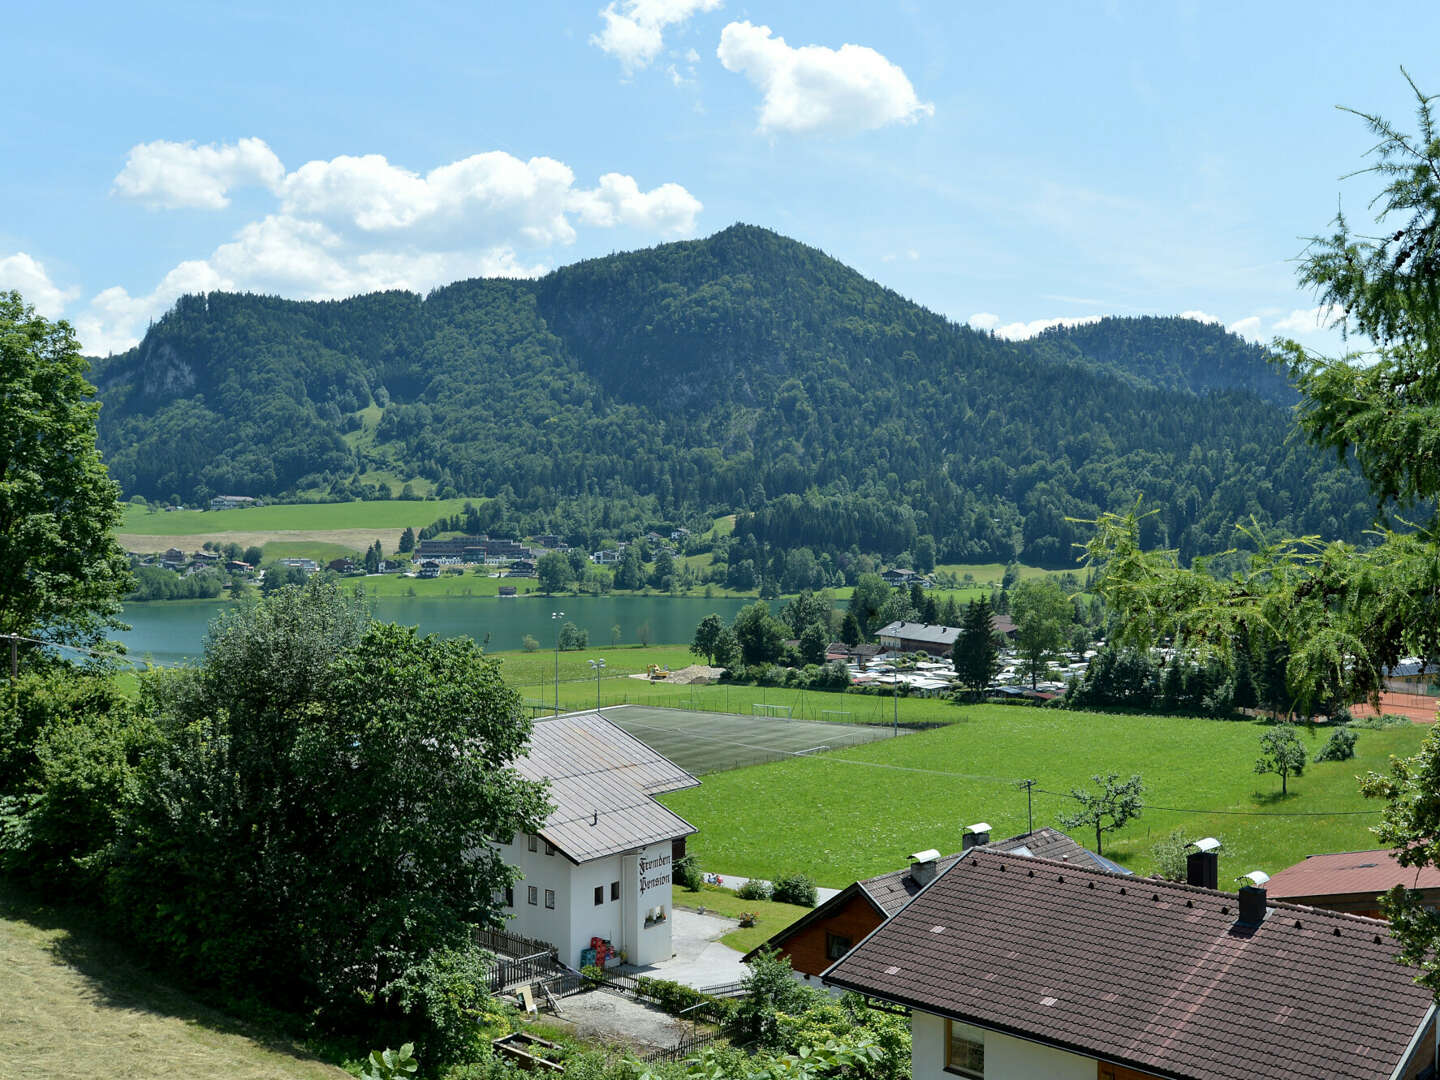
[120,498,478,536]
[672,884,814,953]
[658,704,1428,888]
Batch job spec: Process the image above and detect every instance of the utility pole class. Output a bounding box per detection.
[8,634,16,680]
[1017,778,1037,835]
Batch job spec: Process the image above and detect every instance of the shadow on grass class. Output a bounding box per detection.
[0,882,347,1072]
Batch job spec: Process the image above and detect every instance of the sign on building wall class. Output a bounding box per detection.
[639,852,671,895]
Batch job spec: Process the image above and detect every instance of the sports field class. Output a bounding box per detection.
[595,704,906,775]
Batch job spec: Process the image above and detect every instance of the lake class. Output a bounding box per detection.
[116,594,754,665]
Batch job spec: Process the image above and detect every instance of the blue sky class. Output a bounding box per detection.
[3,2,1435,355]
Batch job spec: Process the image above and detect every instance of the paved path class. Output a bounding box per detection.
[617,909,748,988]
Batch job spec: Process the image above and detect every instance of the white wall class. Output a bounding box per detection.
[911,1009,1095,1080]
[493,834,677,970]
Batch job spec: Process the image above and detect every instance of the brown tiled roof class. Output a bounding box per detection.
[1267,848,1440,900]
[515,712,699,863]
[861,829,1128,917]
[825,849,1433,1080]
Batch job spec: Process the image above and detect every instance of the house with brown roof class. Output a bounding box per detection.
[824,846,1437,1080]
[490,711,700,970]
[1266,848,1440,919]
[745,825,1129,984]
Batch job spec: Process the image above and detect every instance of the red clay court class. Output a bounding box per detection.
[1351,691,1438,723]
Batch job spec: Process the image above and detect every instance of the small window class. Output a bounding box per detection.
[945,1020,985,1078]
[528,834,538,852]
[825,932,852,960]
[545,841,557,856]
[610,881,620,901]
[594,885,604,906]
[527,885,538,906]
[505,887,514,907]
[545,889,556,909]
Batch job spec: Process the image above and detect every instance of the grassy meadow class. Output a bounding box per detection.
[0,887,346,1080]
[657,703,1427,888]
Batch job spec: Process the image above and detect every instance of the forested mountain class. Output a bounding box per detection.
[90,224,1376,567]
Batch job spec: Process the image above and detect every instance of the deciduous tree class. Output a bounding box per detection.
[0,292,132,655]
[1057,771,1144,856]
[1010,578,1070,689]
[1255,725,1307,796]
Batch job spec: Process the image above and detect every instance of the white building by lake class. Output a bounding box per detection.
[493,712,699,969]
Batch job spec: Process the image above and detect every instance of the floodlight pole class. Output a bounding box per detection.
[589,657,606,709]
[552,611,565,716]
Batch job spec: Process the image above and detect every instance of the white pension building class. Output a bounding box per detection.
[494,712,699,969]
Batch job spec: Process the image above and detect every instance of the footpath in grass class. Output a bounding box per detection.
[0,888,346,1080]
[659,704,1428,888]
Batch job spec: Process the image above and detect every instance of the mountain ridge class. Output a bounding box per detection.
[89,224,1369,567]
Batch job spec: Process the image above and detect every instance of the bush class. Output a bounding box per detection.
[771,872,817,908]
[1314,726,1358,762]
[737,878,774,901]
[673,853,704,892]
[1349,713,1412,730]
[386,942,510,1066]
[520,634,539,652]
[1148,827,1209,882]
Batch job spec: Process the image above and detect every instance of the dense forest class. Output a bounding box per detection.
[90,224,1378,566]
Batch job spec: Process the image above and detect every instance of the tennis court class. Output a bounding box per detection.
[596,704,906,775]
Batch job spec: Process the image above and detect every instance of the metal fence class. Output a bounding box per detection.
[640,1033,718,1064]
[475,926,558,960]
[695,980,746,999]
[490,950,558,993]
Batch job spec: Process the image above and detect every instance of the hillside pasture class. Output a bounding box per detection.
[0,888,346,1080]
[117,497,476,539]
[658,704,1426,887]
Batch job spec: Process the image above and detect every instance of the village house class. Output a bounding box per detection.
[875,620,961,657]
[209,494,257,511]
[824,843,1437,1080]
[1266,847,1440,919]
[747,824,1128,983]
[492,712,699,970]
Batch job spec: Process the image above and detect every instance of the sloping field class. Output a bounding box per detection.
[0,891,346,1080]
[597,704,905,775]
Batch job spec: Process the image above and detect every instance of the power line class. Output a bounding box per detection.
[1033,787,1380,818]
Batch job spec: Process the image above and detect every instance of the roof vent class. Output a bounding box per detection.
[910,848,942,887]
[1185,837,1221,889]
[962,822,992,850]
[1236,871,1270,927]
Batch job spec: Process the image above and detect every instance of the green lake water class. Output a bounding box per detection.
[116,595,753,665]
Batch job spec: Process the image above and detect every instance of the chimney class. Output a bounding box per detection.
[910,848,942,887]
[1185,837,1221,889]
[962,822,992,851]
[1236,871,1270,927]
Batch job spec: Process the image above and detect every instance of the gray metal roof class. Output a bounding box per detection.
[515,712,700,864]
[874,621,961,646]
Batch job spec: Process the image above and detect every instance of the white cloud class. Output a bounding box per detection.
[1272,304,1342,335]
[1227,315,1263,341]
[1179,309,1223,325]
[569,173,702,234]
[0,252,80,318]
[717,20,933,135]
[592,0,722,74]
[82,141,702,354]
[967,312,1101,340]
[113,137,285,209]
